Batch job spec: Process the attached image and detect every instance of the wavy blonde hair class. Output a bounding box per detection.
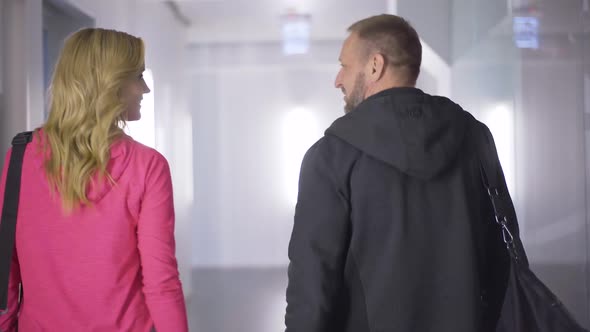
[42,28,145,212]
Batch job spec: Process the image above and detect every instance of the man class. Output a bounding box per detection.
[285,14,511,332]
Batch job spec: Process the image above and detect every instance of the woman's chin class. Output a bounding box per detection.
[126,111,141,121]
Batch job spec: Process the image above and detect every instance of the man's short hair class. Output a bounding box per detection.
[348,14,422,85]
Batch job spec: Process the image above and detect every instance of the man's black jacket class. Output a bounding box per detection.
[285,87,510,332]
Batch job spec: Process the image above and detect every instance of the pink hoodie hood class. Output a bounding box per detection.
[30,129,135,203]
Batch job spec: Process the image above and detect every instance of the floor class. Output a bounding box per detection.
[187,267,288,332]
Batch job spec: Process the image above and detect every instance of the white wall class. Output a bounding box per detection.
[516,57,588,325]
[56,0,134,30]
[189,42,341,268]
[398,0,452,63]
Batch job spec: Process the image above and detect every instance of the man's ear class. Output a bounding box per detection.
[368,53,386,82]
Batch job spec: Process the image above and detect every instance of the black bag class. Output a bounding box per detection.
[477,127,589,332]
[0,132,32,318]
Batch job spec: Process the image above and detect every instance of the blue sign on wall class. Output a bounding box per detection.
[281,13,311,55]
[513,16,539,49]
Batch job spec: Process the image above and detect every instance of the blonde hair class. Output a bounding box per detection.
[42,28,145,212]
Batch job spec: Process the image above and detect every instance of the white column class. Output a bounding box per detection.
[387,0,398,14]
[25,0,45,131]
[1,0,44,157]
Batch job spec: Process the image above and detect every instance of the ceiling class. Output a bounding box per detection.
[170,0,389,44]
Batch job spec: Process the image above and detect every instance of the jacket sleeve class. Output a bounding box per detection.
[0,149,21,332]
[0,252,20,332]
[136,152,188,332]
[285,140,352,332]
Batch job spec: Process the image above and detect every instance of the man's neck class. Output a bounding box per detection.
[364,81,415,100]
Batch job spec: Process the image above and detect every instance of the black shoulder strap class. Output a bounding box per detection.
[476,125,529,267]
[0,131,33,311]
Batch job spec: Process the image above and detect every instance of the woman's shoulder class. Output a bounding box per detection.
[106,136,171,188]
[115,135,170,168]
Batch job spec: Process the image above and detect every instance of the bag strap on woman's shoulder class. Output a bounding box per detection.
[0,131,33,312]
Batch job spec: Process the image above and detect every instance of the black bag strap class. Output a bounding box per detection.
[476,125,529,267]
[0,131,33,312]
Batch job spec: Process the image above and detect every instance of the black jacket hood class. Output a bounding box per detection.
[326,87,469,180]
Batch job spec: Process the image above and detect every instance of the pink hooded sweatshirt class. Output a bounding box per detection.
[0,131,188,332]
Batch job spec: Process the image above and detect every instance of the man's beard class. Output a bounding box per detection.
[344,72,367,114]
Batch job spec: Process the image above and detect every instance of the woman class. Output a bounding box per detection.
[0,28,188,332]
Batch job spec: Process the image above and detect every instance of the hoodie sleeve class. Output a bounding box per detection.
[285,138,353,332]
[136,152,188,332]
[0,252,20,332]
[0,149,21,332]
